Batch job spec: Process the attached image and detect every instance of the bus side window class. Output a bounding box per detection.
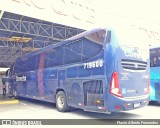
[157,48,160,66]
[45,50,55,68]
[150,48,157,67]
[150,57,157,67]
[106,30,111,43]
[64,39,82,64]
[25,56,37,71]
[45,46,64,68]
[14,59,26,74]
[45,30,106,67]
[157,57,160,66]
[82,30,105,61]
[153,58,157,66]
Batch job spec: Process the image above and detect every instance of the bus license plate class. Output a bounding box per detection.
[134,103,140,108]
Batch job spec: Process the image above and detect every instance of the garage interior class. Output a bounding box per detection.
[0,10,84,94]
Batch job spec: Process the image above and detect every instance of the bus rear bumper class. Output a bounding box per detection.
[107,94,150,112]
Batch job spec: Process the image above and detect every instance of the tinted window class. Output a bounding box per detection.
[13,59,25,74]
[64,39,82,64]
[25,55,39,71]
[64,29,105,64]
[45,29,106,67]
[45,46,64,68]
[82,30,105,61]
[150,48,160,67]
[157,48,160,66]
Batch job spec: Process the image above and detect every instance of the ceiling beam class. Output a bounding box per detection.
[22,47,41,52]
[0,10,4,20]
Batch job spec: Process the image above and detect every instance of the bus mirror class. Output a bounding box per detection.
[106,31,111,43]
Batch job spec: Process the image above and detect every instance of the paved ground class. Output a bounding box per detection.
[0,95,160,120]
[0,94,19,105]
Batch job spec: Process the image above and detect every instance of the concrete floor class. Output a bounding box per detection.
[0,96,160,120]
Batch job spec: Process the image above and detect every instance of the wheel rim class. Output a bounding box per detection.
[57,95,64,109]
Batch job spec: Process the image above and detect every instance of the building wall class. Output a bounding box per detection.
[0,0,107,30]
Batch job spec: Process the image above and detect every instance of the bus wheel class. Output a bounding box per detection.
[56,91,70,112]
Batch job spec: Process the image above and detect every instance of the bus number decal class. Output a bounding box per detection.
[84,59,104,69]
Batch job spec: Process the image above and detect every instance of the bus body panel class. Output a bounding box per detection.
[8,28,150,113]
[150,47,160,101]
[150,67,160,101]
[106,94,149,112]
[105,30,149,112]
[116,46,149,98]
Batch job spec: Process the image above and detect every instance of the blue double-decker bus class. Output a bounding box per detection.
[150,45,160,101]
[7,26,150,113]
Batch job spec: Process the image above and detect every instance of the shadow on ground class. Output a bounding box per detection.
[17,97,142,119]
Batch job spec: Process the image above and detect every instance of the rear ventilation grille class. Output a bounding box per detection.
[121,59,147,71]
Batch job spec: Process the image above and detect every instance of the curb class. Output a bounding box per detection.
[0,99,19,105]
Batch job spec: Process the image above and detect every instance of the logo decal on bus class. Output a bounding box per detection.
[84,59,104,69]
[122,88,127,94]
[125,49,142,58]
[16,75,27,81]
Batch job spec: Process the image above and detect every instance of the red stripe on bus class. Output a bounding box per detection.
[38,53,45,96]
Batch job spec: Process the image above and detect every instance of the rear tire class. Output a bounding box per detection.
[56,91,70,112]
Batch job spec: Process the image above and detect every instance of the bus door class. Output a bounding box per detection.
[58,70,66,87]
[83,80,104,108]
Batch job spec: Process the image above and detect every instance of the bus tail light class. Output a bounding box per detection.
[110,72,123,98]
[115,105,120,109]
